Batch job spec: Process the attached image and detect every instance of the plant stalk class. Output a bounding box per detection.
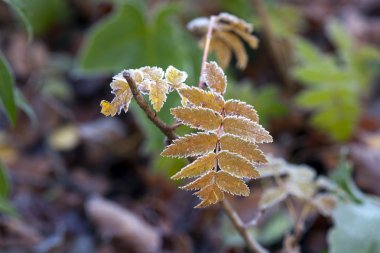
[199,15,217,88]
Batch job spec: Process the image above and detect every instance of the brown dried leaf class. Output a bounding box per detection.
[194,184,224,208]
[217,31,247,69]
[171,153,216,179]
[225,99,259,122]
[178,87,225,112]
[259,187,288,210]
[181,171,216,190]
[217,13,253,33]
[202,62,227,94]
[207,38,232,69]
[149,79,169,112]
[216,171,250,196]
[171,107,222,131]
[220,134,267,163]
[161,132,217,158]
[223,116,273,143]
[218,151,259,178]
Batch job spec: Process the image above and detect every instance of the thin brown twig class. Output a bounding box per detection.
[222,200,268,253]
[199,15,217,88]
[123,72,177,141]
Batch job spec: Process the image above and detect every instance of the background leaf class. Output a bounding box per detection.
[0,53,17,125]
[0,161,10,199]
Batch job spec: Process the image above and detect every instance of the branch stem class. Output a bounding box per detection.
[199,15,217,88]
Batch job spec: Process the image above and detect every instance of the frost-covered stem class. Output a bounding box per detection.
[199,15,217,88]
[222,200,268,253]
[123,71,178,141]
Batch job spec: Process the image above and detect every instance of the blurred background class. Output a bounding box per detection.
[0,0,380,252]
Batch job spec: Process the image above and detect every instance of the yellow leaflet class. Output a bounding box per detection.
[100,79,133,116]
[171,107,222,131]
[218,151,259,178]
[216,171,250,196]
[171,152,216,179]
[181,171,216,190]
[100,100,118,117]
[165,66,188,89]
[225,99,259,122]
[194,184,224,208]
[161,133,217,158]
[220,134,267,164]
[149,79,169,112]
[202,62,227,94]
[178,87,225,112]
[203,37,232,69]
[222,116,273,143]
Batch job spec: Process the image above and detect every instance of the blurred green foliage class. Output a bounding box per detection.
[226,81,288,127]
[0,53,17,126]
[5,0,70,39]
[292,20,380,141]
[0,162,14,215]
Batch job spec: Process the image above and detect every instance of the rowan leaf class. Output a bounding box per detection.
[225,99,259,122]
[222,116,273,143]
[100,78,133,116]
[165,65,188,90]
[171,152,216,179]
[171,107,222,131]
[161,132,217,157]
[220,134,267,163]
[259,187,288,210]
[202,62,227,94]
[208,38,232,69]
[217,31,248,69]
[218,151,259,178]
[216,171,250,196]
[181,171,216,190]
[178,87,225,112]
[194,184,224,208]
[312,193,337,217]
[149,79,169,112]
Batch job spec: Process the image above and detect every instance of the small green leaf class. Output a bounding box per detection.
[0,53,17,125]
[0,162,10,199]
[15,89,37,126]
[4,0,33,41]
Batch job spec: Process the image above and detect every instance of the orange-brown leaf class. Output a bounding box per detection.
[220,134,267,163]
[218,151,259,178]
[225,99,259,122]
[161,133,217,158]
[171,107,222,131]
[181,171,216,190]
[215,171,250,196]
[222,116,273,143]
[216,31,248,69]
[202,62,227,94]
[171,153,216,180]
[178,87,225,112]
[194,184,224,208]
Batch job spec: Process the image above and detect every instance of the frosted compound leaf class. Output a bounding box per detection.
[259,187,288,210]
[225,99,259,122]
[220,134,267,163]
[100,79,133,116]
[161,132,218,158]
[181,171,216,190]
[171,107,223,131]
[218,151,260,178]
[312,193,337,217]
[194,184,224,208]
[223,116,273,143]
[202,62,227,94]
[149,79,169,112]
[207,38,232,69]
[140,66,164,80]
[100,100,118,116]
[216,171,250,196]
[178,87,225,112]
[171,153,216,180]
[165,66,188,90]
[217,12,253,33]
